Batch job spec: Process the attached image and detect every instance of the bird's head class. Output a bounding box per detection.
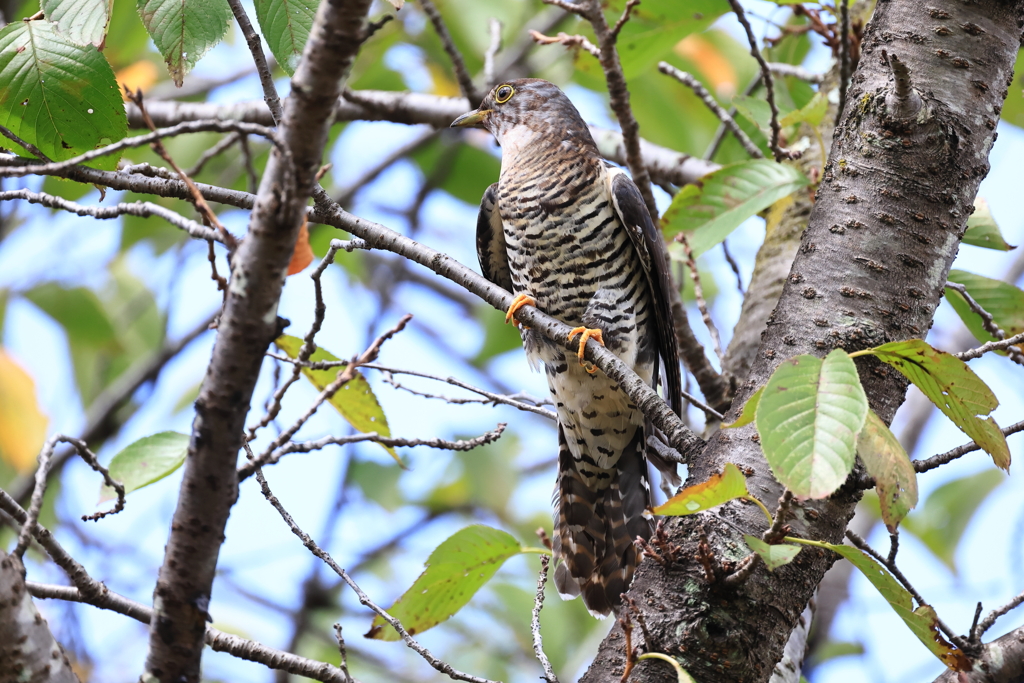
[450,78,594,152]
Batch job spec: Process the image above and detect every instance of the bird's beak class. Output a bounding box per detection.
[450,108,492,129]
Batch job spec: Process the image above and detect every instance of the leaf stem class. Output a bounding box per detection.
[637,653,694,683]
[744,495,774,527]
[520,547,554,556]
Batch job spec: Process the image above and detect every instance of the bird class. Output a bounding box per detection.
[452,78,682,616]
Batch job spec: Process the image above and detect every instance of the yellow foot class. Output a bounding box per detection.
[568,326,605,374]
[505,294,537,328]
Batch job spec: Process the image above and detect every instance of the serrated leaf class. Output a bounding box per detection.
[100,431,189,501]
[365,525,524,640]
[253,0,317,76]
[731,95,774,131]
[825,543,971,671]
[137,0,232,86]
[663,160,809,258]
[0,20,126,170]
[43,0,113,47]
[273,335,399,464]
[962,198,1014,251]
[865,339,1010,470]
[743,535,800,571]
[945,270,1024,346]
[901,469,1004,573]
[723,387,762,429]
[653,463,749,516]
[0,351,48,472]
[857,410,917,532]
[756,350,868,499]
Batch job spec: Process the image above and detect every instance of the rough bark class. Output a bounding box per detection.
[141,0,372,680]
[580,1,1023,682]
[0,551,79,683]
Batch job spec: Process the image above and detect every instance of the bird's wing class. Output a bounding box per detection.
[476,183,514,293]
[605,164,683,417]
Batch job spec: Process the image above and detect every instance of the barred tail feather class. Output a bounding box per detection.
[552,426,654,617]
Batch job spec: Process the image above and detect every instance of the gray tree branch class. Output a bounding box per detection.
[142,0,374,679]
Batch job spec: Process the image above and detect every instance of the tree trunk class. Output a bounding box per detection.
[581,1,1023,681]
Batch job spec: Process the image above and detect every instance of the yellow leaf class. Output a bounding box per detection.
[427,63,460,98]
[287,218,314,276]
[116,60,160,100]
[0,350,48,472]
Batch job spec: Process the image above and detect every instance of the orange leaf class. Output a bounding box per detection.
[674,34,738,99]
[288,219,314,276]
[0,350,48,472]
[116,60,160,100]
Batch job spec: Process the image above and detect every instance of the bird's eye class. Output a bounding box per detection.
[495,84,515,104]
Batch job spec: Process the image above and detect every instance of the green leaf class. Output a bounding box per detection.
[365,525,525,640]
[273,335,399,464]
[824,543,971,671]
[864,339,1010,470]
[901,469,1004,573]
[42,0,112,47]
[663,160,809,258]
[945,269,1024,345]
[722,387,762,429]
[24,284,119,346]
[100,431,189,501]
[0,20,126,170]
[472,305,523,367]
[253,0,317,76]
[731,95,774,131]
[137,0,232,86]
[756,350,868,499]
[810,640,865,664]
[962,198,1014,251]
[743,535,801,571]
[779,91,828,128]
[653,463,749,515]
[348,459,403,512]
[609,0,725,78]
[857,410,918,532]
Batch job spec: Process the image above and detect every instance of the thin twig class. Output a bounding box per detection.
[186,132,241,177]
[658,63,763,160]
[704,72,761,161]
[484,18,503,87]
[334,129,438,206]
[240,423,507,479]
[626,596,657,652]
[845,531,968,649]
[945,282,1024,365]
[675,232,724,363]
[126,90,246,249]
[836,0,850,126]
[722,553,759,588]
[253,464,499,683]
[726,0,787,162]
[13,435,126,557]
[763,490,793,544]
[0,190,223,243]
[912,419,1024,474]
[969,602,983,644]
[419,0,481,104]
[254,315,413,467]
[721,240,745,296]
[609,0,640,39]
[27,582,351,682]
[226,0,284,124]
[530,30,600,58]
[956,331,1024,361]
[619,612,637,682]
[0,124,51,161]
[978,590,1024,637]
[333,624,353,683]
[0,120,277,180]
[767,62,824,84]
[531,555,559,683]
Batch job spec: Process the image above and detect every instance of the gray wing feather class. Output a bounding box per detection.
[605,164,683,418]
[476,183,514,293]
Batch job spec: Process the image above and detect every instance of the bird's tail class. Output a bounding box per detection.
[552,425,653,617]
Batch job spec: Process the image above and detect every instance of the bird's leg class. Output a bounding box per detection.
[505,293,537,328]
[568,326,605,374]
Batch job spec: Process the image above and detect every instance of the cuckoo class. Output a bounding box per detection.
[452,79,682,616]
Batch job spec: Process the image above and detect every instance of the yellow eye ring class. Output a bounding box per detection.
[495,84,515,104]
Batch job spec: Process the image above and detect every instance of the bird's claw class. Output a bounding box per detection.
[568,326,605,374]
[505,294,536,328]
